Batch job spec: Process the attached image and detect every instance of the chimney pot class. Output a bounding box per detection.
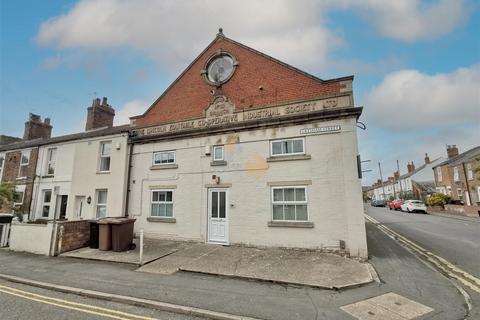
[102,97,108,106]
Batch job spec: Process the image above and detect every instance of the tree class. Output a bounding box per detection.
[0,182,15,208]
[426,193,450,207]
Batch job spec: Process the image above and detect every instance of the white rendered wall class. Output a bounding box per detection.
[129,117,367,258]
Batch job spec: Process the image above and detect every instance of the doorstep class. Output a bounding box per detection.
[137,243,374,289]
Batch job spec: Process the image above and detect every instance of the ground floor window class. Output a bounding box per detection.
[42,190,52,218]
[271,186,308,221]
[13,191,24,206]
[96,189,108,218]
[151,190,173,217]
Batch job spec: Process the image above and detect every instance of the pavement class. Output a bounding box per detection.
[137,243,372,289]
[0,217,469,320]
[61,238,188,265]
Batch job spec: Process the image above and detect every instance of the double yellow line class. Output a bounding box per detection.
[0,284,158,320]
[365,214,480,294]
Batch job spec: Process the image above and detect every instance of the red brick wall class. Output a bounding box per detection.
[55,220,90,254]
[1,148,38,213]
[444,204,480,218]
[134,37,348,127]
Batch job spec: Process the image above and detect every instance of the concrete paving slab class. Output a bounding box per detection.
[138,243,373,289]
[137,244,219,275]
[61,239,185,265]
[340,292,434,320]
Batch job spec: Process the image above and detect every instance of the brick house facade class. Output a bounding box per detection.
[433,145,480,205]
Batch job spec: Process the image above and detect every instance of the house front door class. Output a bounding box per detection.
[207,188,229,244]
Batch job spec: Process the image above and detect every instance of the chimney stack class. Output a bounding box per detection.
[407,162,412,173]
[447,145,459,159]
[85,97,115,131]
[394,171,400,179]
[424,153,430,164]
[23,113,52,140]
[411,161,415,172]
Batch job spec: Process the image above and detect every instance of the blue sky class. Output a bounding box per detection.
[1,0,479,185]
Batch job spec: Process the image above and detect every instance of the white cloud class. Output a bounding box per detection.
[114,99,150,125]
[363,64,480,129]
[36,0,341,73]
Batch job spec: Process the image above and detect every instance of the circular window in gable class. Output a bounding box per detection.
[202,52,238,86]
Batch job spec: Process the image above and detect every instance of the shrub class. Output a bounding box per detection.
[426,193,450,207]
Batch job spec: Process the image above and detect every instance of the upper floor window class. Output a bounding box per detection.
[99,141,112,172]
[46,148,57,175]
[153,151,175,165]
[213,145,224,161]
[18,150,30,178]
[0,153,5,181]
[95,189,108,218]
[272,186,308,221]
[270,138,305,157]
[436,167,442,182]
[151,190,174,217]
[467,163,473,180]
[453,166,459,181]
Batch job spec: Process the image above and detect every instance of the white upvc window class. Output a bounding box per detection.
[153,150,175,165]
[213,145,224,161]
[41,189,52,218]
[436,167,442,182]
[453,166,459,181]
[99,141,112,172]
[18,150,30,178]
[270,137,305,157]
[13,190,24,206]
[95,189,108,218]
[151,190,174,217]
[46,148,57,175]
[467,163,473,180]
[271,186,308,221]
[0,153,5,181]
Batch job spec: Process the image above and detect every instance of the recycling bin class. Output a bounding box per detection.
[110,218,136,252]
[97,219,113,251]
[89,220,99,249]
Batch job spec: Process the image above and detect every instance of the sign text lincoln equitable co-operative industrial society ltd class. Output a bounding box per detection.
[133,94,351,137]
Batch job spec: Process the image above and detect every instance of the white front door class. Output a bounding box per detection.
[208,188,229,244]
[75,196,85,219]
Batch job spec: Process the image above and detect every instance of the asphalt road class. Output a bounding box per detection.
[0,278,203,320]
[366,205,480,279]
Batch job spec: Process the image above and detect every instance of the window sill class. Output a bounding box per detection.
[16,177,27,180]
[266,154,311,162]
[150,164,178,170]
[97,171,110,174]
[41,174,54,178]
[210,160,227,166]
[147,217,176,223]
[268,221,314,228]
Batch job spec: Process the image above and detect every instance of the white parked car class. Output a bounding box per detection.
[401,200,427,213]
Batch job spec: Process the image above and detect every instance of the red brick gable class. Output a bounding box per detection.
[132,35,352,127]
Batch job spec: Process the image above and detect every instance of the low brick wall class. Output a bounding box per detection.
[444,205,480,218]
[55,220,90,255]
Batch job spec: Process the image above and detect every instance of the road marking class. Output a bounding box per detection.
[365,214,480,294]
[0,284,158,320]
